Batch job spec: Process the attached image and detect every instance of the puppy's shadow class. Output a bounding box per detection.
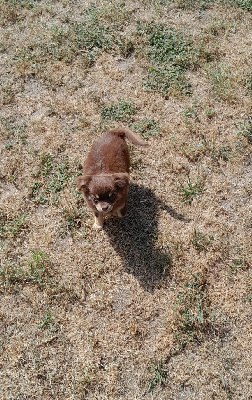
[104,183,190,292]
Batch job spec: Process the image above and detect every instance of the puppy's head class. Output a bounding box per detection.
[77,173,129,213]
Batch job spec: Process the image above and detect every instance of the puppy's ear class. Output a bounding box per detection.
[76,175,90,191]
[114,173,129,188]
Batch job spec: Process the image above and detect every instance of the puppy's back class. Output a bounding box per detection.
[84,131,130,175]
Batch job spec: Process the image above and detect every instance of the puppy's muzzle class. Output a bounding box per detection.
[97,204,113,213]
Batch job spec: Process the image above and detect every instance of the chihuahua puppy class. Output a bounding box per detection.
[77,128,147,229]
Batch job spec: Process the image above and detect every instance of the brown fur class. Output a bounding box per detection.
[77,128,147,229]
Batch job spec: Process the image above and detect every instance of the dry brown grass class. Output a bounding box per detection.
[0,0,251,399]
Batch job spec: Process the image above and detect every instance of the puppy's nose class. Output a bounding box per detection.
[102,205,109,211]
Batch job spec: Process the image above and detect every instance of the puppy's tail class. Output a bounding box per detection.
[109,128,148,146]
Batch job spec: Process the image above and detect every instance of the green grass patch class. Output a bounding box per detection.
[235,113,252,144]
[3,0,35,9]
[177,176,205,203]
[0,210,27,239]
[14,4,133,71]
[38,309,60,333]
[0,251,50,292]
[138,22,194,97]
[176,0,252,11]
[100,99,136,123]
[147,360,168,394]
[205,62,234,101]
[228,247,250,276]
[1,120,27,148]
[192,229,213,252]
[133,118,161,138]
[244,72,252,96]
[174,271,219,348]
[28,154,79,205]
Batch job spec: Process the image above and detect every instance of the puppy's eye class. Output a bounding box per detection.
[93,196,99,203]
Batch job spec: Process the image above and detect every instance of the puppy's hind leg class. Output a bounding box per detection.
[93,212,104,230]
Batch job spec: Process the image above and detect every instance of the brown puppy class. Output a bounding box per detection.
[77,128,147,229]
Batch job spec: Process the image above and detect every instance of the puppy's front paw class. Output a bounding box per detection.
[93,214,104,230]
[93,222,103,230]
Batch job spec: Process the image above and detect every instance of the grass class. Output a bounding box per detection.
[244,72,252,96]
[176,0,252,11]
[14,3,132,73]
[58,206,88,237]
[100,99,136,123]
[0,251,50,292]
[138,22,195,96]
[177,176,205,203]
[1,120,27,146]
[205,62,234,101]
[28,154,77,205]
[1,0,251,399]
[192,229,213,252]
[147,360,168,394]
[235,113,252,143]
[133,118,161,138]
[3,0,35,8]
[0,210,27,238]
[175,271,219,348]
[228,247,250,276]
[38,309,59,334]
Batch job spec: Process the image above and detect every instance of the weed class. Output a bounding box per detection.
[225,0,252,11]
[0,251,50,292]
[192,229,213,252]
[210,144,232,163]
[228,248,250,276]
[177,176,204,203]
[0,210,27,239]
[39,309,53,329]
[3,0,35,9]
[28,154,77,205]
[137,22,192,67]
[0,263,26,291]
[177,0,251,11]
[176,0,212,9]
[1,120,27,147]
[39,309,59,333]
[144,65,192,97]
[147,360,168,394]
[133,118,160,138]
[58,207,88,237]
[26,251,50,288]
[205,62,234,101]
[244,72,252,96]
[175,272,218,348]
[235,113,252,144]
[100,99,136,123]
[219,376,232,399]
[137,22,195,96]
[138,21,212,97]
[182,104,200,124]
[14,4,132,72]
